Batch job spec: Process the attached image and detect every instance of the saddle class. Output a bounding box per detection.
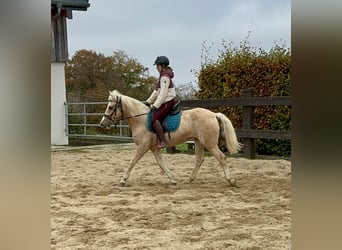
[146,100,182,135]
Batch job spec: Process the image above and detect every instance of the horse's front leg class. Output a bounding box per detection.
[120,144,149,186]
[152,149,177,185]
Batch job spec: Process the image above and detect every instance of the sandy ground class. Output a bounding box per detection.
[51,144,291,250]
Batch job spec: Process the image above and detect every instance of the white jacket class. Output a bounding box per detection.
[146,75,176,108]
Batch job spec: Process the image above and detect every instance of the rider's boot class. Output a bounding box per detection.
[153,120,167,149]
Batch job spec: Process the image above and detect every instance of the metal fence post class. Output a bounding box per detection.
[83,104,87,135]
[242,88,255,158]
[119,121,123,136]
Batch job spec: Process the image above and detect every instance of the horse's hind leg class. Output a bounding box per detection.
[207,146,237,187]
[188,140,204,183]
[120,145,149,186]
[152,149,177,185]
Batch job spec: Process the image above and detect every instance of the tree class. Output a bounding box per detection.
[65,49,112,102]
[176,83,198,100]
[108,50,156,100]
[65,49,156,102]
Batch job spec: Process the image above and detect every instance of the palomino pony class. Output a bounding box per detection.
[100,90,242,186]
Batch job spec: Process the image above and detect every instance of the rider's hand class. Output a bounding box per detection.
[142,101,150,107]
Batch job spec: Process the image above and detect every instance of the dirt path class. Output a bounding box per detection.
[51,144,291,249]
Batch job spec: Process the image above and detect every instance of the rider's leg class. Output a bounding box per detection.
[153,120,166,148]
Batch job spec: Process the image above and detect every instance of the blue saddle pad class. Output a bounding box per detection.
[146,110,182,133]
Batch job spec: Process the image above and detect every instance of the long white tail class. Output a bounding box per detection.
[216,113,243,154]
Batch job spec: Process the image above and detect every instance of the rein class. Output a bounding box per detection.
[122,112,149,120]
[103,95,149,124]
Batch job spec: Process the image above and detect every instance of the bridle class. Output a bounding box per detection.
[103,95,149,124]
[103,95,123,123]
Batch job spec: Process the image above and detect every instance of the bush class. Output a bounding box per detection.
[196,35,291,157]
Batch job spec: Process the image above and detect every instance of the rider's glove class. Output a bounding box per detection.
[142,101,150,107]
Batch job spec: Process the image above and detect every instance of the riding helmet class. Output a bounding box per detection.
[154,56,169,66]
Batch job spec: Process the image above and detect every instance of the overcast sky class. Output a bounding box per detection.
[67,0,291,87]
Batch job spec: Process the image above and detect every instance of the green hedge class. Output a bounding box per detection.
[196,37,291,157]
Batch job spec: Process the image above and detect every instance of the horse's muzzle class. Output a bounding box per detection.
[100,116,111,129]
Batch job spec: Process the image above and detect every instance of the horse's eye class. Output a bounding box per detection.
[108,106,113,110]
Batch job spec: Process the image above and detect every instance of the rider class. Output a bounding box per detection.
[144,56,176,149]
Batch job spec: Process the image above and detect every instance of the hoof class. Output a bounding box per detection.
[119,179,126,186]
[228,178,237,187]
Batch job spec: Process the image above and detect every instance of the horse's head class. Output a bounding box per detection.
[100,90,123,129]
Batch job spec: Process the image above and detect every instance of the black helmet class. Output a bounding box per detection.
[154,56,169,66]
